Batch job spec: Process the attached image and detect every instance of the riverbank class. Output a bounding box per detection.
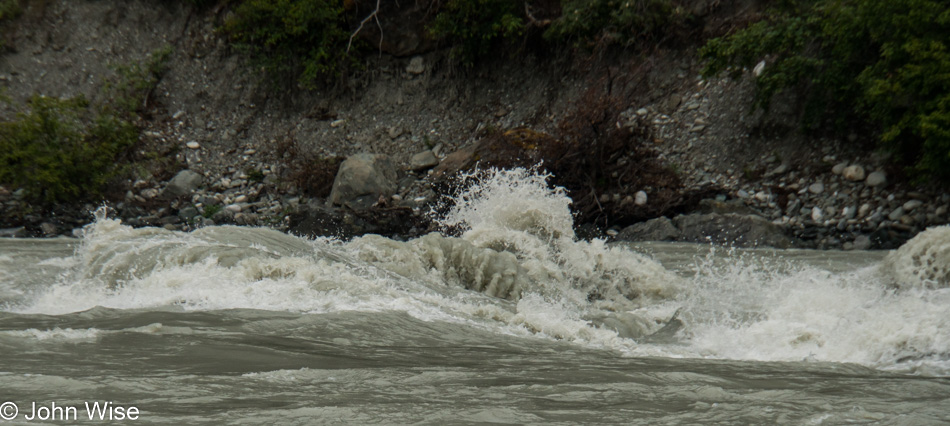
[1,0,947,249]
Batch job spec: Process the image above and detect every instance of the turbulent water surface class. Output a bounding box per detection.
[1,169,949,424]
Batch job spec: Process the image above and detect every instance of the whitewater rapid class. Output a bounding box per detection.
[3,168,949,376]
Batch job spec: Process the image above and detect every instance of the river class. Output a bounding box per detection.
[1,168,948,424]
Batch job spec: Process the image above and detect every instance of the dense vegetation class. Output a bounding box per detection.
[545,0,681,47]
[427,0,524,65]
[701,0,950,182]
[220,0,686,77]
[0,95,137,205]
[220,0,353,88]
[0,47,172,205]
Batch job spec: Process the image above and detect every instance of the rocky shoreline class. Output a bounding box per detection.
[3,135,948,252]
[1,0,948,249]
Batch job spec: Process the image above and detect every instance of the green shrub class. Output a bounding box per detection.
[105,45,173,117]
[0,95,137,205]
[220,0,352,88]
[545,0,678,47]
[428,0,525,66]
[202,203,222,218]
[701,0,950,181]
[0,0,21,22]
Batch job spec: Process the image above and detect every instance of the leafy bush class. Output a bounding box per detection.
[221,0,352,88]
[202,203,222,218]
[545,0,678,47]
[105,45,173,117]
[701,0,950,181]
[428,0,525,65]
[0,0,20,22]
[0,95,137,204]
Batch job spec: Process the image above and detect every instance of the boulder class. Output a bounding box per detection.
[843,165,866,181]
[903,200,924,211]
[430,128,562,181]
[163,170,204,198]
[409,150,439,171]
[672,213,795,248]
[852,235,872,250]
[832,162,848,175]
[617,217,681,242]
[406,56,425,74]
[329,153,399,208]
[0,227,28,238]
[866,171,887,187]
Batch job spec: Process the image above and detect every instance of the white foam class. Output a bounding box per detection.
[673,253,950,372]
[1,327,101,341]
[881,225,950,289]
[5,171,949,375]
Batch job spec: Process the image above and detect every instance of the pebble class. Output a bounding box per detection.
[186,141,200,149]
[842,206,856,219]
[832,162,848,175]
[866,171,887,187]
[888,207,904,221]
[842,165,866,181]
[811,206,823,222]
[634,191,648,206]
[406,56,425,74]
[902,200,923,211]
[226,204,242,213]
[769,163,789,176]
[808,183,824,194]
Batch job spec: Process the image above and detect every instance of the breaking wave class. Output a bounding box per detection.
[4,168,950,375]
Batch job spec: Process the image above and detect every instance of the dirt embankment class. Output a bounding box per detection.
[1,0,947,249]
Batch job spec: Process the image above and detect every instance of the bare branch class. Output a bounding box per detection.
[347,0,383,54]
[524,1,551,28]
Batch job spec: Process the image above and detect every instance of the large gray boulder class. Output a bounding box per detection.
[329,153,399,208]
[408,150,439,171]
[672,213,794,248]
[163,170,203,197]
[616,212,794,248]
[617,217,681,242]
